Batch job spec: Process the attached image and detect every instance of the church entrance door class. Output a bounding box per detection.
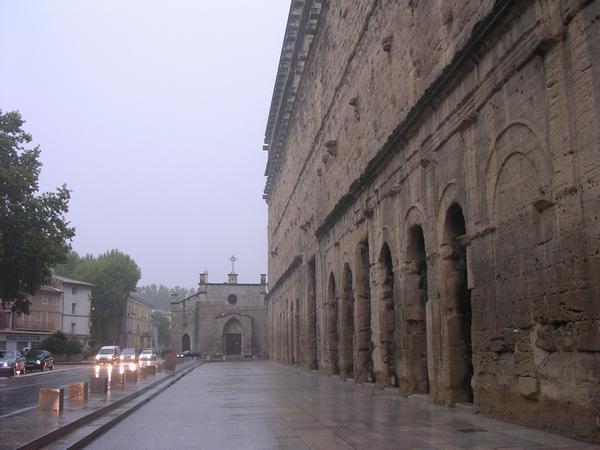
[225,333,242,355]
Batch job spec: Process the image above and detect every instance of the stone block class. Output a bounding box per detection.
[518,376,539,400]
[67,382,88,401]
[90,377,108,394]
[126,369,138,384]
[38,388,64,411]
[143,365,157,377]
[112,371,126,388]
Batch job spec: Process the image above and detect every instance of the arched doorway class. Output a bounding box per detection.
[181,333,191,352]
[223,318,243,355]
[354,240,373,383]
[327,272,339,375]
[442,202,473,402]
[405,224,429,393]
[379,243,397,387]
[340,263,354,379]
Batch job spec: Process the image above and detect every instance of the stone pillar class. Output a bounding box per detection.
[39,388,64,411]
[90,377,108,394]
[68,382,89,401]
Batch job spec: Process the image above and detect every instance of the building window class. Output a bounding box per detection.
[71,303,76,314]
[72,287,77,295]
[227,294,238,305]
[41,295,48,305]
[71,323,76,334]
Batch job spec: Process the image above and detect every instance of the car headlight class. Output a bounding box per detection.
[95,355,100,360]
[2,362,7,368]
[36,360,41,364]
[120,355,124,360]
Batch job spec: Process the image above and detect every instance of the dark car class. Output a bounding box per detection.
[25,349,54,371]
[176,350,199,358]
[119,348,138,363]
[0,350,26,376]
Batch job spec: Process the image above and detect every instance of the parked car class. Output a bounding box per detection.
[138,348,156,362]
[24,349,54,371]
[119,348,137,363]
[0,350,26,376]
[176,350,199,358]
[95,345,121,364]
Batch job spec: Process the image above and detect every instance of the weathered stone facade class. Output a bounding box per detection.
[170,272,267,358]
[264,0,600,442]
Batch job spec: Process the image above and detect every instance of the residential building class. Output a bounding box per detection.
[52,275,93,340]
[121,293,153,351]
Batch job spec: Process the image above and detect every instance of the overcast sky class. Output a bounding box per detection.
[0,1,289,288]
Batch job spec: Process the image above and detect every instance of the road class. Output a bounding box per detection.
[0,364,100,418]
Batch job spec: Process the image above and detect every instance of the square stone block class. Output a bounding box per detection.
[143,365,157,377]
[112,372,126,388]
[39,387,64,411]
[126,369,138,384]
[67,382,88,401]
[90,377,108,394]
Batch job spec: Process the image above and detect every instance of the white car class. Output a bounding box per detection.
[138,349,156,362]
[95,345,121,364]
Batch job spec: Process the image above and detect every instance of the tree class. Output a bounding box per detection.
[153,310,171,349]
[0,110,75,314]
[55,250,141,344]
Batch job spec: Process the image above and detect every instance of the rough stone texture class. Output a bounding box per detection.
[264,0,600,443]
[38,387,64,411]
[67,381,89,401]
[89,377,108,394]
[170,273,267,358]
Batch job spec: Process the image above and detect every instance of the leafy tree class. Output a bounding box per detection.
[55,250,141,344]
[136,284,195,310]
[36,331,69,354]
[153,310,171,349]
[0,110,75,314]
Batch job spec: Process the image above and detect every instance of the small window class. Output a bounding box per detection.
[71,303,76,314]
[227,294,238,305]
[71,323,76,333]
[72,287,77,295]
[41,295,48,305]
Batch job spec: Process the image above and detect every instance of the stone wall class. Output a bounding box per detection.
[265,0,600,442]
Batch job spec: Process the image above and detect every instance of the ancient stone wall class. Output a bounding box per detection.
[265,0,600,442]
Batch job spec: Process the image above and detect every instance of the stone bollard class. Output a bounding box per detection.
[143,365,156,377]
[39,388,64,411]
[90,377,108,394]
[112,371,126,389]
[125,369,138,384]
[163,352,176,371]
[68,382,88,401]
[155,363,162,373]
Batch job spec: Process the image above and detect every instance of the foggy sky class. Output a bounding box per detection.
[0,1,289,288]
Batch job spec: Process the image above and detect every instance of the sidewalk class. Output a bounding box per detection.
[0,360,198,450]
[82,361,598,450]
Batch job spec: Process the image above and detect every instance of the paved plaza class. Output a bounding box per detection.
[83,361,597,449]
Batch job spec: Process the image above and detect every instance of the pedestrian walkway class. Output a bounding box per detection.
[84,361,597,450]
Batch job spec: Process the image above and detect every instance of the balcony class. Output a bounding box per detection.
[13,320,57,332]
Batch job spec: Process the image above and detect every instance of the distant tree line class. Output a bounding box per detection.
[135,284,195,311]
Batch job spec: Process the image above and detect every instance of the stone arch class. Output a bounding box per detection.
[375,242,397,387]
[436,181,467,246]
[340,263,355,379]
[485,121,553,221]
[327,272,339,375]
[307,258,318,370]
[181,333,191,352]
[441,202,473,403]
[223,318,243,355]
[354,239,373,383]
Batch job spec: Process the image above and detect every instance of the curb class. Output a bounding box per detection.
[16,363,200,450]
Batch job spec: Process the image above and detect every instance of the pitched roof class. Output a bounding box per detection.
[53,275,94,287]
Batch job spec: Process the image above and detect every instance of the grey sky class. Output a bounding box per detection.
[0,1,289,287]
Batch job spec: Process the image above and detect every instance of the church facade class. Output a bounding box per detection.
[170,270,267,358]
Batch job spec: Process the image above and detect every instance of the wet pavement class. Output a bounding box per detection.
[83,361,598,450]
[0,361,195,450]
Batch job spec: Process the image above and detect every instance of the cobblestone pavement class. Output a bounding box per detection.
[84,361,598,450]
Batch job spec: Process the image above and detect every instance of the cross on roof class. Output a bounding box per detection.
[229,255,237,273]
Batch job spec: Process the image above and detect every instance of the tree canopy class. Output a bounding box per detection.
[55,250,141,344]
[136,284,195,310]
[0,110,75,314]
